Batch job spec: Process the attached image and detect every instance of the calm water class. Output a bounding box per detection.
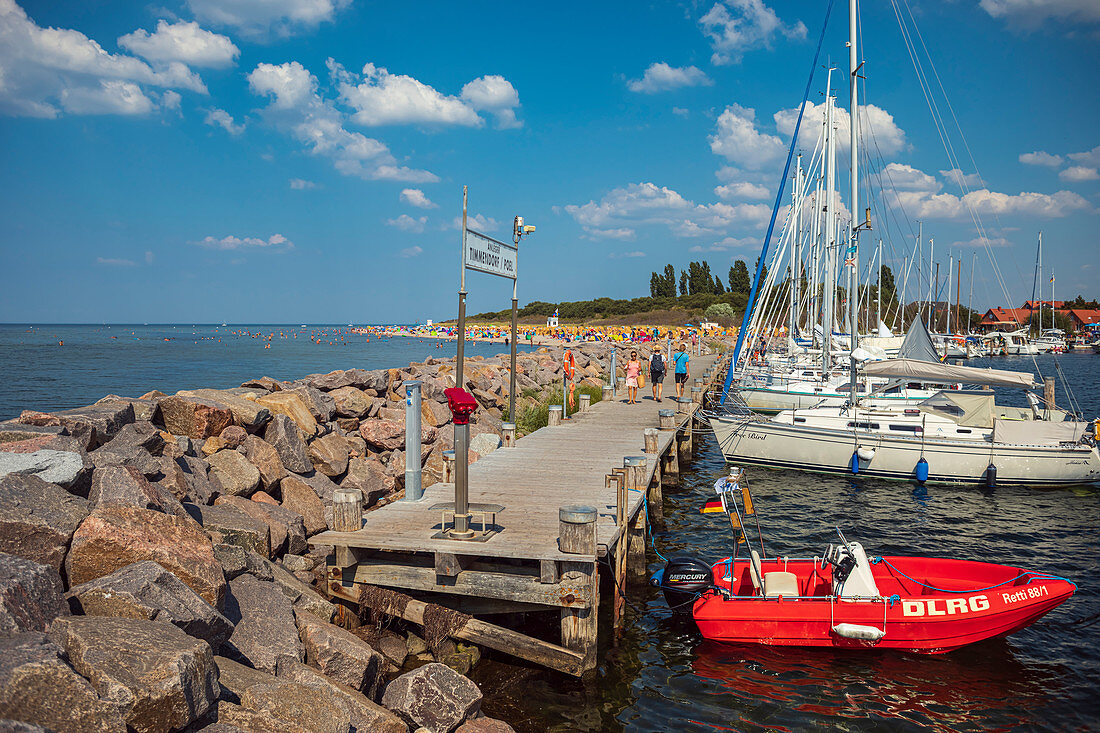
[478,353,1100,732]
[0,324,533,419]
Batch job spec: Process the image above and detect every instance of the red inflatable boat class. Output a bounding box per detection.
[653,472,1076,653]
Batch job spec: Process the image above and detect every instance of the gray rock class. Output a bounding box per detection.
[0,423,66,444]
[0,632,125,732]
[263,415,311,474]
[340,457,395,506]
[98,421,165,455]
[215,496,306,557]
[185,502,271,558]
[0,553,69,635]
[179,455,221,504]
[377,633,408,668]
[89,442,160,477]
[52,402,136,449]
[0,720,50,732]
[293,469,339,505]
[222,574,303,675]
[276,659,408,732]
[0,450,86,488]
[88,464,185,516]
[295,610,385,698]
[456,718,516,733]
[49,616,218,733]
[468,433,501,458]
[0,474,89,574]
[67,561,233,650]
[241,376,287,392]
[285,385,336,424]
[381,662,482,733]
[240,436,288,491]
[245,555,335,623]
[213,543,248,580]
[279,476,327,536]
[214,654,279,705]
[207,450,261,497]
[281,554,313,573]
[309,433,349,478]
[242,681,352,733]
[329,386,374,418]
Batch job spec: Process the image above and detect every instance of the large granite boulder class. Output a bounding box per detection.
[294,610,385,698]
[0,554,69,635]
[215,496,306,556]
[0,450,87,489]
[0,474,89,574]
[178,455,221,504]
[276,659,407,732]
[279,476,327,536]
[185,503,271,558]
[48,616,218,733]
[329,386,374,419]
[340,458,393,506]
[88,464,184,516]
[66,505,226,610]
[284,385,335,424]
[67,561,233,650]
[0,632,125,732]
[359,419,436,451]
[97,421,165,455]
[244,555,334,623]
[51,402,136,449]
[381,662,483,733]
[468,432,501,458]
[88,441,161,477]
[241,436,287,490]
[159,396,233,440]
[256,393,318,437]
[293,470,339,505]
[262,415,311,474]
[207,450,261,497]
[241,681,352,733]
[309,433,349,478]
[456,719,517,733]
[176,389,272,431]
[222,574,303,675]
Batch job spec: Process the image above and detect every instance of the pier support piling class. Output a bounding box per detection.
[501,423,516,448]
[579,393,591,413]
[548,405,563,426]
[558,505,598,671]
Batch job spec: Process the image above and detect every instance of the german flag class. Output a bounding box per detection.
[701,499,726,514]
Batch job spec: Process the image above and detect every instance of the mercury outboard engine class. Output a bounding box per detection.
[651,557,715,613]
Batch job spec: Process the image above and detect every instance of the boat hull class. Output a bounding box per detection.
[708,415,1100,486]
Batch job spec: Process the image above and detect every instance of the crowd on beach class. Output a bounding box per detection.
[366,323,730,347]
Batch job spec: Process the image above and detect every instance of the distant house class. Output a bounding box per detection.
[1067,309,1100,331]
[979,302,1097,333]
[978,307,1030,332]
[1021,300,1065,310]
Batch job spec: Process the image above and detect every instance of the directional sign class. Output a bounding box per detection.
[464,229,517,280]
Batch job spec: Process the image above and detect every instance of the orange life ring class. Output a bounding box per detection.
[563,350,576,380]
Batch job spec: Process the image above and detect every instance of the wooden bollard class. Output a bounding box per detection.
[602,385,613,402]
[333,488,364,532]
[442,450,455,483]
[1044,376,1055,411]
[627,454,662,526]
[558,505,598,669]
[691,386,703,405]
[658,409,676,430]
[548,405,563,426]
[579,393,591,413]
[501,423,516,448]
[676,397,691,415]
[643,427,659,454]
[623,456,647,492]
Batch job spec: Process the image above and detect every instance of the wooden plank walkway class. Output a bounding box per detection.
[313,352,718,563]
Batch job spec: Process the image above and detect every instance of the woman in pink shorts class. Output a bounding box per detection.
[625,350,642,404]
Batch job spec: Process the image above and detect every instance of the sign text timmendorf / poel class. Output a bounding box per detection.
[465,229,517,280]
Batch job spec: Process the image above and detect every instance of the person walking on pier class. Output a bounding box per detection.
[673,343,690,398]
[650,348,666,402]
[625,351,642,404]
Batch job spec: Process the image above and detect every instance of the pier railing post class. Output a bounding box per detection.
[690,385,703,405]
[558,505,598,671]
[332,487,363,568]
[1043,376,1056,413]
[579,393,591,413]
[610,472,627,630]
[658,409,675,430]
[643,428,659,454]
[548,405,562,426]
[602,385,613,403]
[627,454,660,527]
[501,422,516,447]
[403,380,422,501]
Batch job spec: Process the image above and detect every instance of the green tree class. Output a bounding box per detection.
[754,257,768,287]
[661,264,677,297]
[729,260,750,294]
[705,302,737,326]
[679,270,688,296]
[713,274,725,294]
[649,271,660,297]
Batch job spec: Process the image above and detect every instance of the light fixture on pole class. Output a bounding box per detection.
[509,216,536,424]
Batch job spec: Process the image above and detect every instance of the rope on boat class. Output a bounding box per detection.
[871,556,1078,594]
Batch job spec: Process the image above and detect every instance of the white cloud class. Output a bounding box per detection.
[460,75,522,128]
[565,182,771,240]
[1060,166,1100,182]
[608,251,646,258]
[1068,145,1100,167]
[690,236,758,252]
[589,228,636,240]
[627,63,712,93]
[248,61,438,183]
[96,256,136,266]
[709,104,785,169]
[194,233,293,250]
[289,178,316,189]
[118,20,238,68]
[451,214,500,232]
[1020,150,1063,167]
[774,100,907,156]
[672,107,689,116]
[699,0,807,65]
[386,214,427,233]
[940,168,984,189]
[0,0,207,118]
[951,236,1013,248]
[340,63,481,127]
[715,181,770,200]
[204,107,243,134]
[161,90,181,111]
[187,0,351,38]
[881,162,940,192]
[400,188,437,209]
[892,187,1091,219]
[399,246,423,258]
[980,0,1100,27]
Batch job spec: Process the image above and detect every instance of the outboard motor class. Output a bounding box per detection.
[651,557,714,613]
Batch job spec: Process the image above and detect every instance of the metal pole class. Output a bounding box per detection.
[454,419,471,537]
[403,380,422,501]
[509,289,518,424]
[848,0,859,400]
[610,350,617,395]
[457,186,468,391]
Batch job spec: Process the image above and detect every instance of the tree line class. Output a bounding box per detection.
[649,259,767,298]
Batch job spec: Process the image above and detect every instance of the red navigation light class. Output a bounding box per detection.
[444,387,478,425]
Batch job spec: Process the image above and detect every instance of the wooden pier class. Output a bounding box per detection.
[311,351,725,675]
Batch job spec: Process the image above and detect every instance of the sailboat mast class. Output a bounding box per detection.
[1035,232,1042,336]
[955,257,962,338]
[823,70,837,375]
[877,238,882,327]
[947,254,953,334]
[967,252,975,335]
[847,0,860,397]
[790,155,802,341]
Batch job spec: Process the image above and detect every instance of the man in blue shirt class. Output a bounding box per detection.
[673,343,690,398]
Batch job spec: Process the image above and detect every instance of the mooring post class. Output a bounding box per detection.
[579,393,591,413]
[643,427,659,454]
[332,487,363,568]
[548,405,563,426]
[602,385,613,403]
[627,454,660,528]
[403,380,422,501]
[608,472,627,629]
[691,385,703,405]
[1044,376,1056,413]
[658,408,676,430]
[558,505,598,671]
[662,436,680,486]
[501,422,516,447]
[442,449,455,484]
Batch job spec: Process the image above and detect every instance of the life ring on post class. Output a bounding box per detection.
[564,350,577,408]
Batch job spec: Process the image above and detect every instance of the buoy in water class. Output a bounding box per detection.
[985,463,997,489]
[915,457,929,484]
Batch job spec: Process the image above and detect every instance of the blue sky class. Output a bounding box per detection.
[1,0,1097,323]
